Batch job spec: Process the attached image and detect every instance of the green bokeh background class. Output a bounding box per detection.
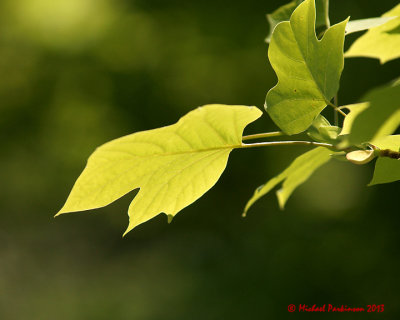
[1,0,399,319]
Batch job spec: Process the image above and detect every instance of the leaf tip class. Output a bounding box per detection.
[242,195,257,218]
[367,179,377,187]
[123,212,136,237]
[122,226,132,238]
[276,189,286,210]
[249,105,263,118]
[54,207,67,218]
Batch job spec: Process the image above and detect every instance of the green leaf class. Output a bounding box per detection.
[339,103,369,136]
[370,158,400,185]
[266,0,348,135]
[373,135,400,150]
[369,135,400,186]
[345,4,400,64]
[307,114,341,144]
[266,0,329,43]
[345,84,400,146]
[57,104,262,235]
[345,16,396,35]
[243,147,332,215]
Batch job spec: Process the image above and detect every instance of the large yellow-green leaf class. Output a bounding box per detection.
[243,147,332,216]
[266,0,329,43]
[266,0,348,135]
[369,135,400,185]
[345,4,400,64]
[57,105,262,235]
[345,84,400,146]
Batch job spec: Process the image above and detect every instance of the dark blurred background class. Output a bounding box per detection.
[1,0,399,319]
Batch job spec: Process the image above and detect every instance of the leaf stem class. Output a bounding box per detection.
[240,140,334,149]
[242,131,284,141]
[333,95,338,126]
[327,100,347,117]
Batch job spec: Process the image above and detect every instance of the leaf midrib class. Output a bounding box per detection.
[98,144,242,159]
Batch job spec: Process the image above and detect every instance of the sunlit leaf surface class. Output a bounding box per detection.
[57,105,262,235]
[345,4,400,63]
[345,85,400,146]
[345,16,396,35]
[266,0,329,43]
[339,103,369,136]
[266,0,348,134]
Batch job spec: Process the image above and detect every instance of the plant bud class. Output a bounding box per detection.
[346,150,376,165]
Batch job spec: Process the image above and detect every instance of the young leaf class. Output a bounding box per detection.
[345,16,396,35]
[345,4,400,64]
[307,114,341,144]
[345,84,400,146]
[243,147,332,215]
[369,135,400,185]
[266,0,329,43]
[346,150,375,165]
[266,0,348,135]
[57,105,262,235]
